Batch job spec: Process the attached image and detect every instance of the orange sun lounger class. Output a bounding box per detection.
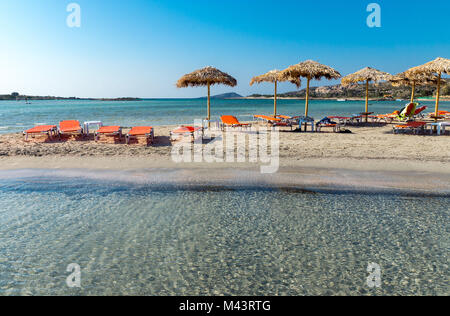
[276,115,300,125]
[393,121,426,134]
[220,115,251,129]
[414,106,427,117]
[254,115,282,123]
[374,111,400,123]
[126,126,154,145]
[316,122,341,132]
[170,126,203,142]
[23,125,58,141]
[95,126,122,141]
[276,115,298,122]
[255,115,294,129]
[59,120,83,136]
[434,111,450,117]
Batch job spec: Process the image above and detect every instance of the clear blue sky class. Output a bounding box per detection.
[0,0,448,98]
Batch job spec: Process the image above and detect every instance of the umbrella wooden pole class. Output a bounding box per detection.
[305,78,310,117]
[365,80,369,122]
[274,80,278,117]
[207,82,211,128]
[435,72,441,119]
[411,82,416,103]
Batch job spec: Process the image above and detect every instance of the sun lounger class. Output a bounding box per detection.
[328,116,348,124]
[393,121,426,134]
[434,111,450,118]
[426,121,450,135]
[254,115,281,123]
[23,125,58,141]
[220,116,251,130]
[170,126,203,142]
[373,111,400,123]
[327,116,352,125]
[254,115,293,129]
[413,106,427,119]
[276,115,301,125]
[126,126,154,145]
[95,126,122,141]
[348,115,363,123]
[426,111,449,120]
[276,115,292,120]
[316,117,341,132]
[294,116,315,132]
[59,120,83,137]
[316,123,340,132]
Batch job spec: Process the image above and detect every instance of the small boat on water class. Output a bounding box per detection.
[337,98,347,102]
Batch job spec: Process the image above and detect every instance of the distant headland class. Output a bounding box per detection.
[196,92,243,100]
[0,93,141,102]
[246,81,450,101]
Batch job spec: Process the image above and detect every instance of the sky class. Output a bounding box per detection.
[0,0,448,98]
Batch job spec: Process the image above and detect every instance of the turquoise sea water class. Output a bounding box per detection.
[1,99,449,134]
[0,170,448,296]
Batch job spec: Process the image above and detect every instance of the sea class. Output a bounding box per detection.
[0,169,448,296]
[0,98,449,134]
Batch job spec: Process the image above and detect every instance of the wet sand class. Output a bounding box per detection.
[1,123,449,193]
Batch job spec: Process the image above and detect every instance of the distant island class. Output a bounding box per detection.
[197,92,243,100]
[0,93,141,102]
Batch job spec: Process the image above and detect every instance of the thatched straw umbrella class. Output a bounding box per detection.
[279,60,341,117]
[405,57,450,118]
[250,70,301,117]
[341,67,392,121]
[177,66,237,123]
[389,71,443,103]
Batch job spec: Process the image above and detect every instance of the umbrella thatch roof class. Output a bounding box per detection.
[389,71,444,87]
[250,70,301,88]
[176,66,237,88]
[279,60,341,81]
[406,57,450,76]
[341,67,392,86]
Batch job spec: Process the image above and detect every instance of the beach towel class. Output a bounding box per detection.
[316,117,337,126]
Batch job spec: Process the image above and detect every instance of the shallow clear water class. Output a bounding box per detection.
[0,173,448,296]
[1,99,449,134]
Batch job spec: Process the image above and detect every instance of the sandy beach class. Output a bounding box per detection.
[1,124,449,165]
[1,124,449,193]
